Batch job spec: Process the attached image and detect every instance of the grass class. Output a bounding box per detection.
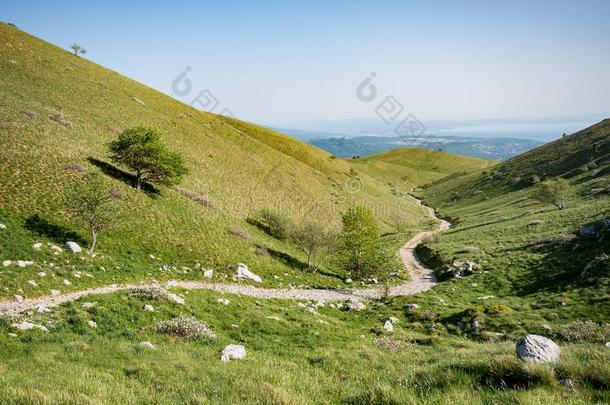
[353,148,494,192]
[0,288,607,404]
[0,23,433,298]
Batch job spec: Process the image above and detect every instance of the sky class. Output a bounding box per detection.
[3,0,610,130]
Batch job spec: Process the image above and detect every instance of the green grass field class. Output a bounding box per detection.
[0,22,609,404]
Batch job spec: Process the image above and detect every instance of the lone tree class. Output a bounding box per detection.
[70,43,87,56]
[291,221,338,272]
[65,172,122,252]
[338,206,400,279]
[109,127,188,190]
[535,178,573,210]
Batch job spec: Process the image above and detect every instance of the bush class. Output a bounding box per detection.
[555,321,610,343]
[259,208,291,240]
[154,316,216,340]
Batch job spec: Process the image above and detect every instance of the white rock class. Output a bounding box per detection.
[167,292,185,305]
[11,321,48,332]
[217,298,230,305]
[32,242,42,250]
[14,295,23,302]
[37,272,46,277]
[63,279,72,286]
[389,317,399,324]
[516,335,560,364]
[36,305,50,313]
[165,280,178,289]
[65,241,82,253]
[347,300,366,311]
[8,333,17,338]
[87,320,97,328]
[605,342,610,348]
[406,303,420,310]
[345,278,353,284]
[203,269,214,278]
[383,320,394,333]
[266,316,280,321]
[138,341,156,350]
[221,344,246,363]
[2,260,11,267]
[51,290,61,296]
[143,304,155,312]
[82,302,96,309]
[16,260,34,267]
[235,263,262,283]
[0,223,6,230]
[28,280,38,287]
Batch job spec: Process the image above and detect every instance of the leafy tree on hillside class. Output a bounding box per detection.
[70,43,87,56]
[291,221,338,272]
[338,206,400,279]
[65,172,123,252]
[534,178,573,210]
[109,127,188,190]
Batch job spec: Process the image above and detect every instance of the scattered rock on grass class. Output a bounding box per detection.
[221,344,246,363]
[203,269,214,279]
[0,223,6,230]
[11,321,48,332]
[65,241,82,253]
[143,304,155,312]
[217,298,230,305]
[138,341,156,350]
[406,303,420,310]
[32,242,42,250]
[516,335,560,364]
[87,320,97,328]
[347,300,366,312]
[82,302,96,309]
[383,321,394,333]
[2,260,11,267]
[235,263,262,283]
[49,112,72,128]
[132,97,146,106]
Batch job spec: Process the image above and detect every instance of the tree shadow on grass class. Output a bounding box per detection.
[266,247,343,281]
[24,214,87,246]
[87,157,160,197]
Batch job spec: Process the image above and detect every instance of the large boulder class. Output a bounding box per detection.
[221,344,246,363]
[516,335,560,363]
[235,263,262,283]
[65,241,82,253]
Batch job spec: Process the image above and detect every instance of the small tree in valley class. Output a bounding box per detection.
[338,206,400,279]
[65,172,122,252]
[535,178,573,210]
[109,127,188,190]
[291,221,338,272]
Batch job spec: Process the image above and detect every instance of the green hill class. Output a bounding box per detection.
[416,119,610,336]
[353,147,494,190]
[0,23,433,296]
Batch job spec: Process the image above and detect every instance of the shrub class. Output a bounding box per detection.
[130,286,170,300]
[534,178,573,210]
[291,221,338,272]
[64,172,122,252]
[555,321,610,343]
[259,208,291,240]
[154,316,216,340]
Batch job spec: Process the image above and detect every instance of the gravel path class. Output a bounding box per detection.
[0,201,449,315]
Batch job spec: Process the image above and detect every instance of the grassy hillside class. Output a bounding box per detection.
[353,148,493,191]
[0,288,607,403]
[415,120,610,338]
[0,23,432,297]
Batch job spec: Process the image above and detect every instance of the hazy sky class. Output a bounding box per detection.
[4,1,610,127]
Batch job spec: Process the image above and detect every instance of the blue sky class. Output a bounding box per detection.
[4,1,610,128]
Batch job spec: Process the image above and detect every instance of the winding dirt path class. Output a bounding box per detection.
[0,201,449,315]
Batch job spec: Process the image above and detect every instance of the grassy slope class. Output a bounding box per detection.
[0,23,432,298]
[415,120,610,334]
[353,148,493,191]
[0,288,607,403]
